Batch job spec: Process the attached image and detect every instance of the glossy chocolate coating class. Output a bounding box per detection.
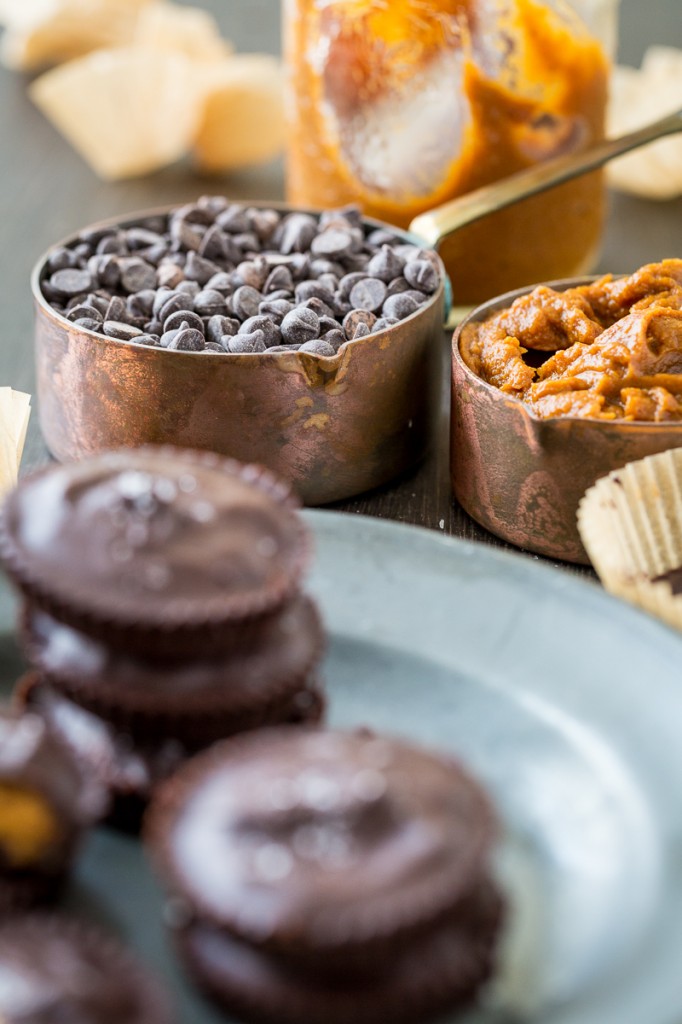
[0,448,306,643]
[153,728,497,950]
[0,916,174,1023]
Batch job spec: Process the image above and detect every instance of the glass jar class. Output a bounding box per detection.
[283,0,616,305]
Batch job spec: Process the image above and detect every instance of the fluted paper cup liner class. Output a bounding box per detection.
[578,448,682,629]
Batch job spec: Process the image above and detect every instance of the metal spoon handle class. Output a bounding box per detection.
[409,109,682,247]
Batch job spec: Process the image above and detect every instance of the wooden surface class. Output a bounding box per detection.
[0,0,680,577]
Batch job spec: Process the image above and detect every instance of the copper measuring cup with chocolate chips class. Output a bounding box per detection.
[32,110,681,504]
[33,200,445,505]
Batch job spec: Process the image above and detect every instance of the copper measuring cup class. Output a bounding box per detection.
[33,111,681,505]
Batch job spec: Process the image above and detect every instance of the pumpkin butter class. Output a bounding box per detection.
[285,0,609,304]
[461,259,682,421]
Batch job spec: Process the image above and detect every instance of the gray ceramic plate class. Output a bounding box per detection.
[1,510,681,1024]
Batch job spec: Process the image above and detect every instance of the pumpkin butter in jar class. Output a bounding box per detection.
[284,0,611,306]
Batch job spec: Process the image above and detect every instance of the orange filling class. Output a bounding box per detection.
[461,259,682,421]
[285,0,608,304]
[0,782,61,867]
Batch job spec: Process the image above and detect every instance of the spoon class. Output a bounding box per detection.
[409,108,682,323]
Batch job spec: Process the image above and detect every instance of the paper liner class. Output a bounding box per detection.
[20,595,325,746]
[172,882,503,1024]
[0,446,310,659]
[578,448,682,630]
[0,387,30,498]
[0,913,175,1023]
[145,727,498,957]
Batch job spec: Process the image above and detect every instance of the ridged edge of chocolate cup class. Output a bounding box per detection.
[145,727,498,955]
[172,883,503,1024]
[17,674,326,835]
[0,913,175,1024]
[20,595,325,744]
[0,446,311,658]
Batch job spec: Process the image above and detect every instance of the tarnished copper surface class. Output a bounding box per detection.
[451,281,682,564]
[33,207,444,506]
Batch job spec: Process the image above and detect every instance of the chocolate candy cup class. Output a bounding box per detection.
[0,446,310,657]
[0,914,175,1023]
[18,675,325,833]
[21,594,325,747]
[146,727,498,955]
[175,882,503,1024]
[0,708,106,909]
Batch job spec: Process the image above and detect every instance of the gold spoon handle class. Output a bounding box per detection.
[409,109,682,247]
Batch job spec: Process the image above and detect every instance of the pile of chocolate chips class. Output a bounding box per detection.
[41,198,442,356]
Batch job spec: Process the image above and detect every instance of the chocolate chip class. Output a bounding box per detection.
[367,228,400,248]
[73,317,103,332]
[320,204,362,228]
[197,225,230,262]
[66,304,102,323]
[232,232,260,253]
[259,299,293,325]
[206,272,234,296]
[164,310,204,334]
[324,329,346,351]
[311,228,353,259]
[127,290,155,319]
[317,273,339,293]
[300,296,337,321]
[177,280,201,299]
[338,272,369,300]
[228,331,267,353]
[403,290,429,305]
[157,263,185,289]
[145,319,164,335]
[86,255,118,290]
[47,248,80,273]
[85,293,110,316]
[184,252,221,286]
[349,278,387,313]
[382,293,420,320]
[194,290,227,317]
[266,344,300,353]
[174,203,213,226]
[281,307,319,344]
[216,206,251,234]
[126,228,165,250]
[310,258,345,278]
[239,316,281,347]
[97,233,127,256]
[353,322,371,339]
[295,281,336,307]
[231,286,262,321]
[103,321,143,341]
[248,208,280,241]
[167,327,205,351]
[276,213,317,255]
[264,265,294,294]
[343,309,377,339]
[202,342,226,353]
[373,317,400,332]
[135,334,161,347]
[403,259,440,294]
[236,259,268,290]
[119,257,157,294]
[207,315,239,345]
[299,339,336,356]
[49,268,92,297]
[105,296,128,323]
[367,245,405,282]
[318,316,340,336]
[386,276,411,297]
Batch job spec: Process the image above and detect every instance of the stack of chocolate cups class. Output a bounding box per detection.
[0,446,325,828]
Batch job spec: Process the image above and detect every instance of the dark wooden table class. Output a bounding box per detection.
[0,0,680,577]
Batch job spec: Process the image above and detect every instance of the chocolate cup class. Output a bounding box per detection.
[145,727,498,957]
[172,883,503,1024]
[33,204,445,507]
[0,914,175,1023]
[451,278,682,564]
[0,447,311,659]
[17,675,325,834]
[20,595,325,746]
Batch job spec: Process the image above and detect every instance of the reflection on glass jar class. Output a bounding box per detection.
[284,0,612,305]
